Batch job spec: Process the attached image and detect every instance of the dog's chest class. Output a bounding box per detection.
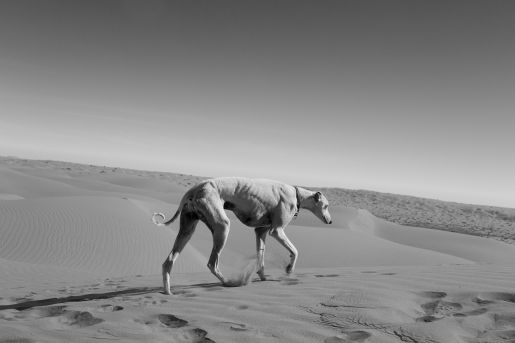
[223,199,272,227]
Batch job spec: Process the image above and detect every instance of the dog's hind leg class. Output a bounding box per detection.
[197,195,232,285]
[270,227,298,274]
[207,223,230,285]
[255,227,268,281]
[162,210,199,295]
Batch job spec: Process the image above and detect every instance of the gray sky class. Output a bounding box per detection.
[1,1,514,207]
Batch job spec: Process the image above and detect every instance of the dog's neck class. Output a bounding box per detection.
[295,187,316,210]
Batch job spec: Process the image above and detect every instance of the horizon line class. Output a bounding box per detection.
[2,154,513,210]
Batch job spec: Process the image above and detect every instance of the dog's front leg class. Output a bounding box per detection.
[270,227,298,274]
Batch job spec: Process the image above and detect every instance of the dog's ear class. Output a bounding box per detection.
[314,191,322,203]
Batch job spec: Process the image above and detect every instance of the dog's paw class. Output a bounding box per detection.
[286,264,294,274]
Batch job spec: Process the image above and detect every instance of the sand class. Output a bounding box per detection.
[1,157,514,343]
[319,188,515,244]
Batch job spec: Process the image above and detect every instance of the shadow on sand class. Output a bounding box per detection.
[0,282,224,311]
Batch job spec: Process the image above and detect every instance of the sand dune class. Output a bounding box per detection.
[1,157,515,342]
[320,187,515,244]
[366,211,515,265]
[0,166,92,198]
[0,196,208,276]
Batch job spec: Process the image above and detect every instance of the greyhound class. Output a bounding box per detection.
[152,177,332,295]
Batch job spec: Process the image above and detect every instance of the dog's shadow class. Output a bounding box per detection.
[0,282,226,312]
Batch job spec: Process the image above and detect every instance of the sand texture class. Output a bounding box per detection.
[319,188,515,244]
[1,157,515,343]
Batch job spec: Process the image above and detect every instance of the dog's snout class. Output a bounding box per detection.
[328,220,332,224]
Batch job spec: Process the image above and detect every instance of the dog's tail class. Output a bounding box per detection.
[152,191,191,227]
[152,211,180,227]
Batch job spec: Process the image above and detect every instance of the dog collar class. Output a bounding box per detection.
[294,186,301,218]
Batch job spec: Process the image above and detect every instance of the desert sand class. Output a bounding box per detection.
[1,156,514,343]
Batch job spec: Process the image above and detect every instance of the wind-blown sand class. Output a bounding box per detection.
[1,157,514,343]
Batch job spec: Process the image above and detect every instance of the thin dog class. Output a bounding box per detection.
[152,177,332,295]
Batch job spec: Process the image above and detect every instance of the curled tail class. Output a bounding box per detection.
[152,211,180,226]
[151,190,192,227]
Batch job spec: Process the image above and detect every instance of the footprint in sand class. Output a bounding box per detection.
[479,292,515,304]
[415,292,469,322]
[98,304,124,312]
[183,293,198,298]
[19,306,104,328]
[416,291,506,323]
[281,278,300,286]
[0,339,34,343]
[172,289,198,297]
[218,321,276,339]
[346,331,371,342]
[473,297,495,305]
[325,330,371,343]
[158,314,189,328]
[189,328,216,343]
[453,307,488,317]
[228,322,250,332]
[13,305,66,320]
[420,300,463,318]
[418,291,447,299]
[315,274,340,278]
[156,314,215,342]
[63,311,104,327]
[33,305,68,317]
[416,315,442,323]
[218,321,253,332]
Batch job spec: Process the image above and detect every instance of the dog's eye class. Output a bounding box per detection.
[323,205,328,209]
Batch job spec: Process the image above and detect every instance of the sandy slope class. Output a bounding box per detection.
[320,187,515,244]
[1,157,515,343]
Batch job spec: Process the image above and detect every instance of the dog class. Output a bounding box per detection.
[152,177,332,295]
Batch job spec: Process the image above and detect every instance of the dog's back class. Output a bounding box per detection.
[212,177,289,205]
[206,177,294,227]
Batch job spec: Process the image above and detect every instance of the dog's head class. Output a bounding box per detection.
[308,191,332,224]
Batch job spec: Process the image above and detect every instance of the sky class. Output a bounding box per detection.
[0,0,514,208]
